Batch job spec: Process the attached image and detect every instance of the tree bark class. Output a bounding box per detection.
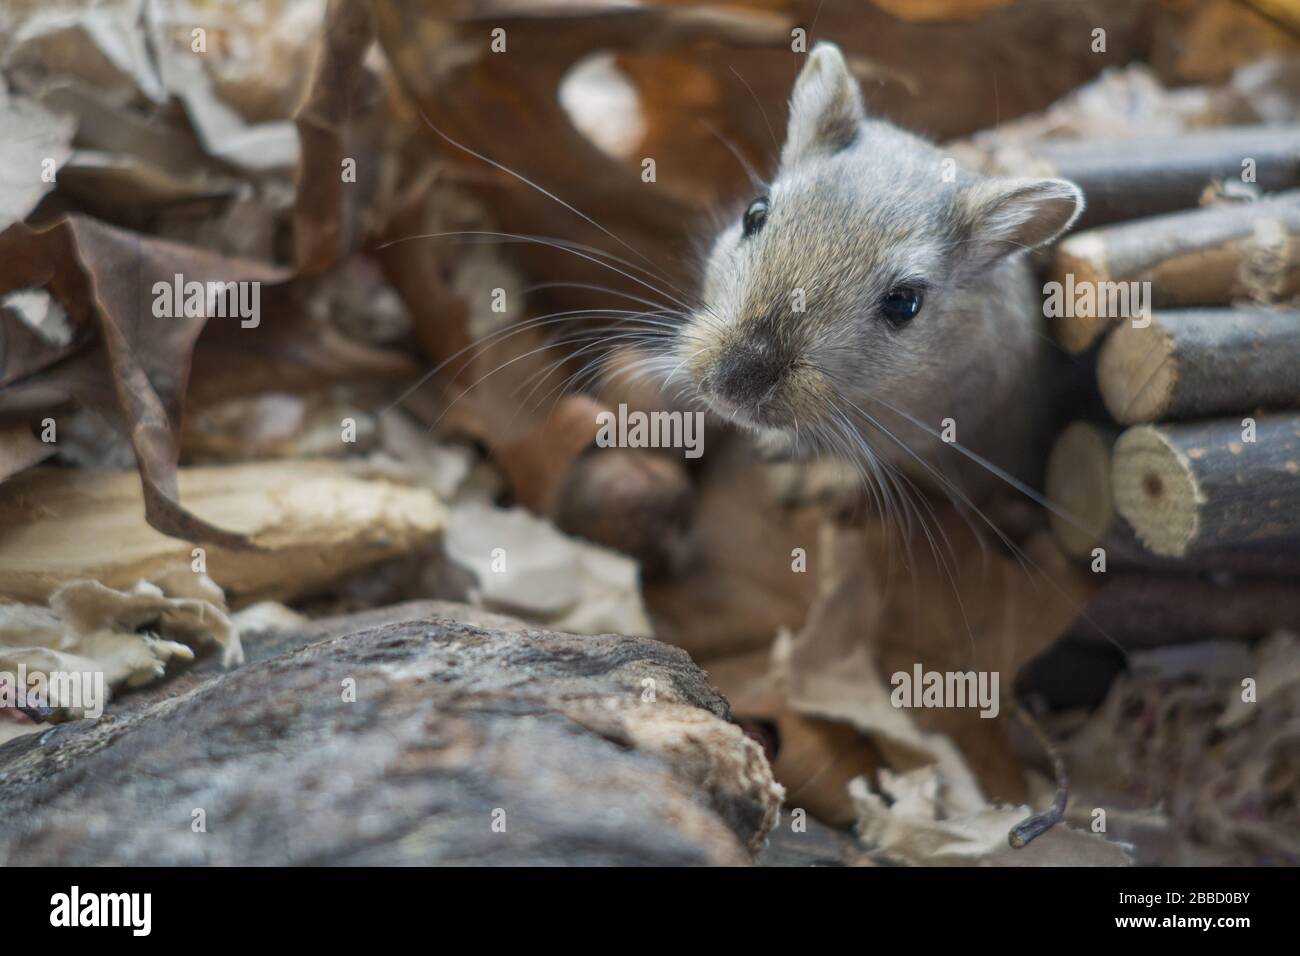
[0,601,782,865]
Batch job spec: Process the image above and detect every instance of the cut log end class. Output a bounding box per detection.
[1099,309,1300,425]
[1045,422,1115,559]
[1112,426,1200,558]
[1097,320,1179,425]
[1051,233,1112,353]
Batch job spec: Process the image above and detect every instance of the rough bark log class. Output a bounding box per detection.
[0,601,782,865]
[1112,414,1300,559]
[1098,308,1300,424]
[1050,191,1300,352]
[1025,126,1300,229]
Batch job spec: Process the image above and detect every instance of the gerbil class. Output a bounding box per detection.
[673,43,1084,502]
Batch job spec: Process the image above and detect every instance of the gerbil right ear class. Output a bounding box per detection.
[781,43,865,167]
[956,177,1085,268]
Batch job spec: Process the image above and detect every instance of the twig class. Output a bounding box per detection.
[1008,701,1069,848]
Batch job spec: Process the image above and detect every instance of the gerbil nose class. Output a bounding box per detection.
[711,344,784,406]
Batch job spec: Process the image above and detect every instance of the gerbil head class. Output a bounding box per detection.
[676,42,1083,445]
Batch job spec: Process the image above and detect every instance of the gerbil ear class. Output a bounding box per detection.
[957,177,1084,266]
[781,43,865,166]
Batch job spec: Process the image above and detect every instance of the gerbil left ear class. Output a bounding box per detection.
[957,177,1084,267]
[781,43,865,167]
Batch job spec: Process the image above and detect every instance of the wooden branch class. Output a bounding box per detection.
[1045,421,1119,561]
[1050,191,1300,352]
[1112,414,1300,559]
[1042,423,1151,568]
[1048,420,1300,574]
[1024,125,1300,229]
[1098,308,1300,424]
[1070,571,1300,647]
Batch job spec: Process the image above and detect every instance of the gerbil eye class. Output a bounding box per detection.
[881,286,923,326]
[742,196,769,238]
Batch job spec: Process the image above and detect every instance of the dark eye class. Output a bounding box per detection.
[742,196,769,238]
[881,286,923,326]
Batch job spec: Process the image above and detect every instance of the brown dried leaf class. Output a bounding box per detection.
[868,0,1015,21]
[293,0,386,274]
[0,216,289,546]
[785,508,1094,804]
[371,0,793,295]
[644,441,820,661]
[0,424,53,482]
[707,648,883,828]
[0,461,447,606]
[494,394,604,514]
[186,280,418,408]
[1,282,91,391]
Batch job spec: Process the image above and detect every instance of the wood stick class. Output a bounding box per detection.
[1070,572,1300,647]
[1007,702,1068,849]
[1045,421,1119,562]
[1048,420,1300,575]
[1098,308,1300,424]
[1043,422,1162,567]
[1022,125,1300,229]
[1112,414,1300,559]
[1049,191,1300,352]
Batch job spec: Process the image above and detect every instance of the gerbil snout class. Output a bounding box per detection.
[709,342,787,408]
[687,328,830,434]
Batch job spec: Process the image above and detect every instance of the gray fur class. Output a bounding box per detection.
[675,43,1083,498]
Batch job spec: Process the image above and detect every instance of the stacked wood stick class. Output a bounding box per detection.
[1037,125,1300,645]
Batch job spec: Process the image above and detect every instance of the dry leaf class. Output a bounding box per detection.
[0,575,241,744]
[293,0,391,274]
[850,770,1133,866]
[444,499,651,637]
[0,461,447,605]
[0,80,74,231]
[0,424,53,482]
[783,507,1092,804]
